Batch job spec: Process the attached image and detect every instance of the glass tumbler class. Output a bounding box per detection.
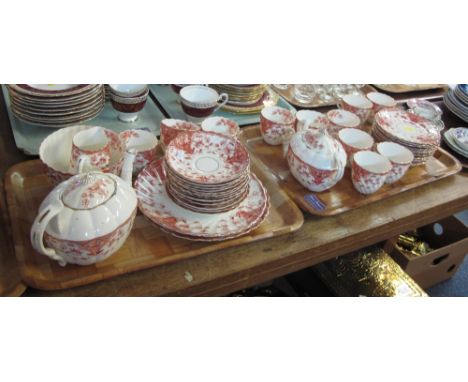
[294,84,315,103]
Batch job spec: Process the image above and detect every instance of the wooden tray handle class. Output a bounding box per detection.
[30,201,67,267]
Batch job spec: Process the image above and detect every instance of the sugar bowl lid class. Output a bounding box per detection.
[289,128,344,171]
[62,173,116,210]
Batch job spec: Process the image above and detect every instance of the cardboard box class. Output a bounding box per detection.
[387,216,468,289]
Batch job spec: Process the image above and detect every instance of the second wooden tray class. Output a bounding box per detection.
[271,85,376,109]
[239,126,462,216]
[4,158,303,291]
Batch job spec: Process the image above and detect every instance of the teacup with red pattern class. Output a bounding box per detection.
[119,129,159,175]
[352,150,392,194]
[376,142,414,184]
[338,94,373,126]
[260,105,296,145]
[160,118,201,148]
[109,85,149,123]
[201,116,240,138]
[70,126,111,173]
[366,92,397,121]
[296,110,329,132]
[338,128,374,167]
[326,109,361,136]
[179,86,229,122]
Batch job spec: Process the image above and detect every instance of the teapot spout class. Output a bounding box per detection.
[120,150,136,185]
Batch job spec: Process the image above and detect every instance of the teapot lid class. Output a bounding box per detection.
[290,128,343,171]
[62,173,116,209]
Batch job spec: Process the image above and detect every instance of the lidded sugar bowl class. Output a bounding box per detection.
[287,127,347,192]
[30,167,137,266]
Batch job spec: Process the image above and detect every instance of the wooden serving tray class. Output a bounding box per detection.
[4,158,303,291]
[373,84,448,94]
[239,126,462,216]
[271,85,376,109]
[0,179,26,296]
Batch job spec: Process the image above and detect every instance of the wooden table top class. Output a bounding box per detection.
[1,87,467,297]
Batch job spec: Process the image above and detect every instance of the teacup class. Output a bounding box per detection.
[366,92,397,121]
[338,128,374,167]
[338,94,373,125]
[326,109,360,136]
[160,118,201,148]
[119,129,159,174]
[179,86,229,122]
[201,116,240,138]
[352,150,392,194]
[376,142,414,184]
[296,110,329,132]
[70,126,111,173]
[109,86,149,122]
[260,106,296,145]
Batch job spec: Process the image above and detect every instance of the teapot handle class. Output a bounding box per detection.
[30,201,67,267]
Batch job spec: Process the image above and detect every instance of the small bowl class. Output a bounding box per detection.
[39,125,126,184]
[201,117,240,138]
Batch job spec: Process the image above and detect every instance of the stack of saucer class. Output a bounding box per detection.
[7,84,104,128]
[444,85,468,123]
[372,109,440,165]
[164,130,251,214]
[443,127,468,159]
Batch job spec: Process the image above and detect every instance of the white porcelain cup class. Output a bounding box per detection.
[296,110,328,131]
[338,128,374,167]
[338,94,373,125]
[180,86,229,122]
[376,142,414,184]
[366,92,397,121]
[70,126,111,173]
[352,150,392,194]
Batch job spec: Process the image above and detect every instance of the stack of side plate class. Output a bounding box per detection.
[164,130,251,214]
[372,109,440,165]
[135,130,270,241]
[443,127,468,159]
[444,85,468,123]
[7,84,105,128]
[210,84,267,106]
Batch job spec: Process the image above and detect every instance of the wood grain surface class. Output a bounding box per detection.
[1,88,467,296]
[240,125,462,216]
[4,158,303,290]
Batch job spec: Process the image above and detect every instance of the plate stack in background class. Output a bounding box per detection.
[210,84,272,114]
[7,84,105,128]
[444,85,468,123]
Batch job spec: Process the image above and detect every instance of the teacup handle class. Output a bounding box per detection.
[30,201,67,267]
[77,155,91,174]
[214,93,229,112]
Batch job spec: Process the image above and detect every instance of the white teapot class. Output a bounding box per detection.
[30,153,137,266]
[287,126,346,192]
